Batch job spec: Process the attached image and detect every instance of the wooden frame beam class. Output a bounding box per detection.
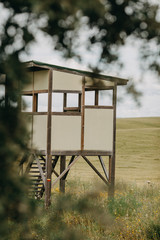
[98,156,109,181]
[52,155,81,188]
[45,69,53,208]
[82,156,109,186]
[81,77,85,151]
[95,90,99,105]
[60,156,66,193]
[63,156,75,180]
[53,169,59,177]
[108,83,117,197]
[35,155,46,187]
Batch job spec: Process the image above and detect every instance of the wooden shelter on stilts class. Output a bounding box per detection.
[19,60,128,207]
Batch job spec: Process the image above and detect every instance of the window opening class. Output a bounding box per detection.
[66,93,79,107]
[85,91,95,105]
[21,95,33,112]
[64,93,81,112]
[98,90,112,106]
[52,92,63,112]
[37,93,48,112]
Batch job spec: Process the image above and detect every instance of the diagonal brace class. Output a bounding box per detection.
[63,156,75,180]
[52,155,81,187]
[35,155,46,187]
[82,156,109,186]
[98,156,109,181]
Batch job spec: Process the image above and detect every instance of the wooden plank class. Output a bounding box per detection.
[21,90,48,94]
[85,106,113,109]
[63,92,66,112]
[50,150,112,156]
[63,156,75,180]
[52,155,81,187]
[79,93,81,111]
[33,94,38,112]
[52,156,59,169]
[53,90,82,94]
[45,69,53,208]
[109,83,117,197]
[95,90,99,105]
[22,90,82,94]
[34,150,112,156]
[53,169,59,177]
[35,155,46,187]
[60,156,66,193]
[81,77,85,151]
[64,107,80,111]
[109,156,112,183]
[51,112,81,116]
[98,156,109,181]
[85,86,114,90]
[28,112,48,115]
[82,156,109,185]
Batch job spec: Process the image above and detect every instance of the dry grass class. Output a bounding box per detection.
[116,117,160,184]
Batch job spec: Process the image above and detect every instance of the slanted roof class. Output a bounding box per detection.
[25,60,128,86]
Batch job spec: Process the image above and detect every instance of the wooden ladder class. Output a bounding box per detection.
[27,155,46,199]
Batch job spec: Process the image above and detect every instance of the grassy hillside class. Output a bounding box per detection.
[116,117,160,184]
[55,117,160,186]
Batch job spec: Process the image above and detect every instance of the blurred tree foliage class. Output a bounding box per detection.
[0,0,159,238]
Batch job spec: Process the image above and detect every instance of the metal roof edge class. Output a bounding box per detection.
[25,60,128,85]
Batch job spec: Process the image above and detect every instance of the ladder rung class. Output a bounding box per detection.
[30,179,43,181]
[31,183,44,186]
[29,175,42,177]
[30,187,43,190]
[32,163,45,166]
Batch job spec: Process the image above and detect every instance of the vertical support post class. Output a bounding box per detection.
[33,94,38,112]
[63,92,67,111]
[45,69,52,208]
[108,83,117,198]
[95,90,98,106]
[81,77,85,151]
[109,156,112,183]
[59,155,66,193]
[79,93,81,112]
[31,71,34,148]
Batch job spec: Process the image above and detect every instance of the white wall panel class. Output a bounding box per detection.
[34,70,49,90]
[84,109,113,151]
[32,115,47,150]
[85,77,114,88]
[53,71,82,91]
[51,116,81,151]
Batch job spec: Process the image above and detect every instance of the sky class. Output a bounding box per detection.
[0,1,159,119]
[20,32,160,119]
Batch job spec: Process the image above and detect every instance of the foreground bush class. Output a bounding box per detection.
[7,180,160,240]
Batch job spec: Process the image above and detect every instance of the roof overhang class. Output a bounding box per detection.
[25,60,128,86]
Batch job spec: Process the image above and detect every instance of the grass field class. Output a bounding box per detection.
[53,117,160,186]
[10,117,160,240]
[116,117,160,184]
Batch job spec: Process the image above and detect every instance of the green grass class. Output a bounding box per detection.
[12,181,160,240]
